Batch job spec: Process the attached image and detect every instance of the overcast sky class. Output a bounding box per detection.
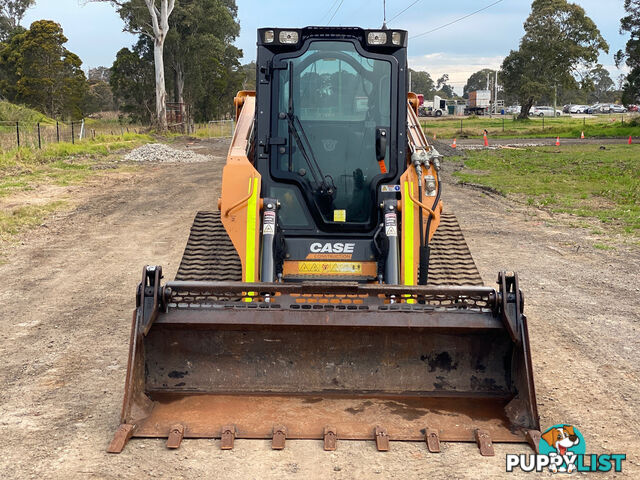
[23,0,629,94]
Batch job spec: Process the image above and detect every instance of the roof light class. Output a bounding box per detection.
[392,31,402,45]
[279,30,299,44]
[264,30,275,43]
[367,31,387,45]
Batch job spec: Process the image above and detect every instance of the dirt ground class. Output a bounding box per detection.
[0,138,638,479]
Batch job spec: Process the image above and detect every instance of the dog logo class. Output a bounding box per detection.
[540,424,585,473]
[506,423,626,474]
[322,139,338,152]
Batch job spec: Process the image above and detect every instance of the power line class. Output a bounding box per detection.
[411,0,504,39]
[320,0,340,23]
[327,0,345,25]
[388,0,425,23]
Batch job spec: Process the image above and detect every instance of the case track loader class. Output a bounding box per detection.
[109,26,540,455]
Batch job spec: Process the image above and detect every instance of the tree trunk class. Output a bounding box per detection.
[154,38,168,130]
[518,97,535,119]
[176,64,185,105]
[144,0,175,132]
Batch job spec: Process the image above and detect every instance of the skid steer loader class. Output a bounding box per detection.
[108,26,540,455]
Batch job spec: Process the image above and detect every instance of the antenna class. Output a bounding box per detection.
[382,0,388,29]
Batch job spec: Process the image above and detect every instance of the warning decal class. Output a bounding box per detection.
[298,262,362,275]
[384,212,398,237]
[263,211,276,234]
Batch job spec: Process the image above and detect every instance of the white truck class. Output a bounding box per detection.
[419,95,448,117]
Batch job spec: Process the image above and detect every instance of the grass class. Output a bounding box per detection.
[0,132,152,197]
[0,100,56,124]
[0,132,153,244]
[422,114,640,139]
[0,201,68,240]
[453,144,640,236]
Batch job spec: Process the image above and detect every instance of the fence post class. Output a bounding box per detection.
[542,116,544,130]
[37,122,41,149]
[56,121,60,143]
[16,121,20,147]
[502,117,505,132]
[460,119,463,134]
[583,117,585,128]
[71,122,75,144]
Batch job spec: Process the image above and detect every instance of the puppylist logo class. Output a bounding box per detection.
[506,424,626,474]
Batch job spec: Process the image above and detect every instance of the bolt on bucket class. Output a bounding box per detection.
[108,267,539,453]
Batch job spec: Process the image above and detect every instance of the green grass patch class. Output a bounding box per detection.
[421,114,640,139]
[593,243,616,250]
[0,133,152,197]
[453,145,640,235]
[0,201,68,240]
[0,100,56,124]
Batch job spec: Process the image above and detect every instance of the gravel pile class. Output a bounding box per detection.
[124,143,212,163]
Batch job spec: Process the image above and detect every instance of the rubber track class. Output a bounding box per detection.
[428,213,483,286]
[175,211,483,286]
[175,211,242,282]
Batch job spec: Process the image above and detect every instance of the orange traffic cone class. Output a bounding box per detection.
[433,133,437,140]
[451,138,457,149]
[629,136,633,145]
[483,131,489,147]
[580,131,584,139]
[555,136,560,146]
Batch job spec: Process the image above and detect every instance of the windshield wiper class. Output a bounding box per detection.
[281,61,336,199]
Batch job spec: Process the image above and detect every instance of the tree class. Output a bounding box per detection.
[110,38,155,122]
[616,0,640,103]
[463,69,499,98]
[163,0,241,116]
[584,65,614,103]
[0,20,87,118]
[0,0,34,40]
[408,69,435,96]
[88,66,112,83]
[241,61,256,90]
[91,0,175,130]
[501,0,608,118]
[435,74,455,98]
[84,66,115,113]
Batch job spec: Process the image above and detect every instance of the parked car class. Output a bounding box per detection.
[586,103,610,114]
[610,104,628,113]
[531,106,562,117]
[569,104,588,114]
[628,104,638,112]
[505,105,521,114]
[562,104,572,113]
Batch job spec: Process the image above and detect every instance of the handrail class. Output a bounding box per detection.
[223,176,257,217]
[407,186,437,219]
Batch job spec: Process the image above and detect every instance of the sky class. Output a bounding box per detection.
[22,0,630,95]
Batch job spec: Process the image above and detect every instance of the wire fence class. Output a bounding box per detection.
[1,118,235,152]
[0,120,148,152]
[205,120,235,138]
[420,113,640,137]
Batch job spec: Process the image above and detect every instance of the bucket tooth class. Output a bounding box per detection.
[220,425,236,450]
[107,424,135,454]
[323,426,337,451]
[475,429,495,456]
[272,425,287,450]
[166,424,184,449]
[375,426,390,452]
[425,429,440,453]
[526,429,541,454]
